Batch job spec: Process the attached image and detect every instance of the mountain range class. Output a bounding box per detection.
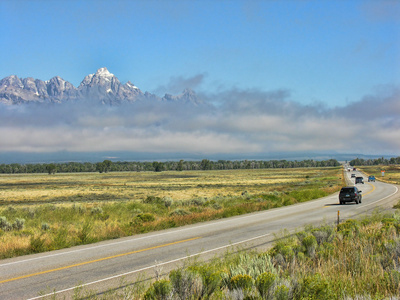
[0,67,201,105]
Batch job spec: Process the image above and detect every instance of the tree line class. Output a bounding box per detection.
[350,156,400,166]
[0,158,342,174]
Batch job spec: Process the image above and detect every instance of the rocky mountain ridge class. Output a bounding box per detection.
[0,67,201,105]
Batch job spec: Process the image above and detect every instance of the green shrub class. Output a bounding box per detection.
[7,206,16,214]
[296,230,307,243]
[144,279,172,300]
[162,196,173,208]
[98,213,110,221]
[90,207,103,215]
[318,241,335,260]
[0,216,12,231]
[25,208,36,218]
[280,245,295,260]
[143,196,163,204]
[300,274,334,300]
[302,235,317,257]
[136,213,155,222]
[12,218,25,231]
[191,198,206,206]
[230,274,253,291]
[188,264,222,297]
[381,218,396,226]
[41,222,50,231]
[256,272,276,299]
[312,230,329,245]
[337,219,359,233]
[274,284,290,300]
[212,203,222,210]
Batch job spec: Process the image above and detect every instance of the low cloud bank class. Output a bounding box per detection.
[0,86,399,156]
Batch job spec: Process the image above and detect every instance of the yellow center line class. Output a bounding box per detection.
[362,182,376,197]
[0,237,201,284]
[324,182,376,207]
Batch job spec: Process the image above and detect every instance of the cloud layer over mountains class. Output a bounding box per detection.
[0,69,399,157]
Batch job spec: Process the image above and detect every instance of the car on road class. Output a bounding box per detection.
[355,177,364,184]
[351,174,356,178]
[368,175,376,182]
[339,186,362,204]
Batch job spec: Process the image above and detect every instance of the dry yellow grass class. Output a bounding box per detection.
[0,168,334,205]
[0,235,30,254]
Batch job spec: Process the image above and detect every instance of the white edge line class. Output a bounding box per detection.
[0,216,254,267]
[0,196,323,268]
[356,185,399,210]
[26,232,271,300]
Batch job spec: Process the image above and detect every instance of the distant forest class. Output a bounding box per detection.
[350,157,400,166]
[0,158,342,174]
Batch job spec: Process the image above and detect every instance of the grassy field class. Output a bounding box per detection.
[0,168,341,204]
[0,167,342,258]
[359,165,400,185]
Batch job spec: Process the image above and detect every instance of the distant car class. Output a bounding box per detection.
[351,174,356,178]
[353,167,357,171]
[368,175,375,182]
[339,186,362,204]
[355,177,364,184]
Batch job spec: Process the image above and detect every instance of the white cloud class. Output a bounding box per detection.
[0,85,399,156]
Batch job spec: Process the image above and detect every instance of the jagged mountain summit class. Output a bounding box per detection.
[0,68,200,105]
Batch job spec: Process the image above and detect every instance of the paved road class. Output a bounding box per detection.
[0,169,398,299]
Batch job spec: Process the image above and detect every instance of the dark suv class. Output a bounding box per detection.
[339,186,362,205]
[355,177,364,184]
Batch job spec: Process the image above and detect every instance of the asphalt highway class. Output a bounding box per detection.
[0,169,398,299]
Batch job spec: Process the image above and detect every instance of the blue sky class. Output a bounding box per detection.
[0,0,399,159]
[2,0,398,106]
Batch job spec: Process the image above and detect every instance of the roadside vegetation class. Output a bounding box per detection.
[49,209,400,299]
[358,165,400,186]
[0,167,342,259]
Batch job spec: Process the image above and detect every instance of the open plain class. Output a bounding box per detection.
[0,167,342,259]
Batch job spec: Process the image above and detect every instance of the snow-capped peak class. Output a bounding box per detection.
[1,68,202,106]
[126,81,138,89]
[95,67,114,78]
